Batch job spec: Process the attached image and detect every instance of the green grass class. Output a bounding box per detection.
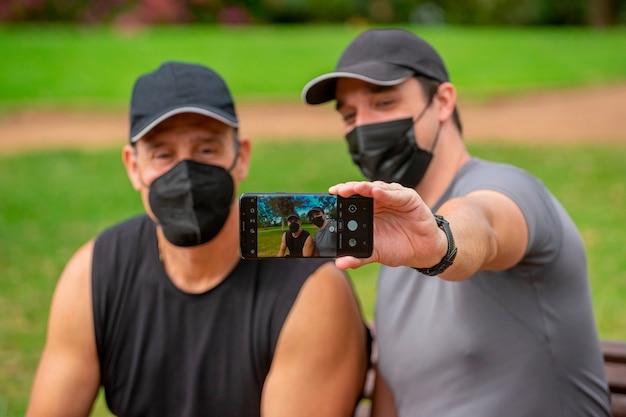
[1,24,626,110]
[257,226,285,257]
[1,140,625,416]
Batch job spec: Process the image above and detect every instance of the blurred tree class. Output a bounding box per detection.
[255,0,364,23]
[83,0,130,24]
[113,0,190,26]
[0,0,624,25]
[589,0,614,25]
[539,0,587,24]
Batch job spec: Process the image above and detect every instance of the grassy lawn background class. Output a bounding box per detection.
[1,24,625,416]
[1,24,626,109]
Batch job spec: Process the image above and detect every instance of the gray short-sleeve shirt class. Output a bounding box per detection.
[375,158,610,417]
[314,220,337,257]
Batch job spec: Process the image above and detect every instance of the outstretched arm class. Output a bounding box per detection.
[277,232,287,257]
[371,368,398,417]
[262,262,369,417]
[329,181,527,281]
[26,241,101,417]
[302,235,315,257]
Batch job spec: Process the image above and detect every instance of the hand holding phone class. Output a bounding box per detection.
[240,193,373,259]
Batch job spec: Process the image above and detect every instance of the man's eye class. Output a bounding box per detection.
[342,113,355,123]
[375,98,395,109]
[199,147,215,154]
[155,152,172,159]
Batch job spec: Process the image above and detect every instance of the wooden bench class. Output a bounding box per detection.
[602,340,626,417]
[354,339,626,417]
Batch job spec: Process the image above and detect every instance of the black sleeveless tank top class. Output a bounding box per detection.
[92,215,328,417]
[285,230,310,256]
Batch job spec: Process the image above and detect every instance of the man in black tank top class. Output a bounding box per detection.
[278,213,314,257]
[27,61,370,417]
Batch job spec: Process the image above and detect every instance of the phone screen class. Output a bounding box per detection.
[240,193,373,259]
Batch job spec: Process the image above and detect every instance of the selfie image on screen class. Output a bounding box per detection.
[256,195,337,258]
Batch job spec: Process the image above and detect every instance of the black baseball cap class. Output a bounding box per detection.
[302,28,449,105]
[307,207,324,218]
[287,213,300,221]
[129,61,239,144]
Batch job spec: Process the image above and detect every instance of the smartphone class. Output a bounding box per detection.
[240,193,373,259]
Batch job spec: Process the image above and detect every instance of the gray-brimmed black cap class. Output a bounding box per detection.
[129,61,239,143]
[307,206,324,218]
[302,28,449,105]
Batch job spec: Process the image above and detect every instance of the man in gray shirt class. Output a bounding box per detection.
[302,28,611,416]
[308,207,337,257]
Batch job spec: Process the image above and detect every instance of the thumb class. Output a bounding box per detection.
[334,256,370,270]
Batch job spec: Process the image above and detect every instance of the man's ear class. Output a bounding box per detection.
[233,136,251,181]
[122,144,143,191]
[435,82,457,123]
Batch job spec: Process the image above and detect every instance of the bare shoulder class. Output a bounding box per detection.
[298,262,362,315]
[262,261,369,416]
[276,261,366,345]
[26,240,100,417]
[53,240,94,305]
[47,239,96,351]
[63,239,94,276]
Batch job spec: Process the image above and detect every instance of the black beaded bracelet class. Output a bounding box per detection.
[415,214,458,276]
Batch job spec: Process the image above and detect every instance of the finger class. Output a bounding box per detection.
[328,183,346,194]
[331,181,373,197]
[371,180,392,190]
[354,181,405,198]
[344,184,371,197]
[334,256,371,270]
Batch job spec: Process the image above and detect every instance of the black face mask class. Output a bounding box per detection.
[149,159,234,247]
[345,113,437,189]
[289,222,300,233]
[311,216,324,228]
